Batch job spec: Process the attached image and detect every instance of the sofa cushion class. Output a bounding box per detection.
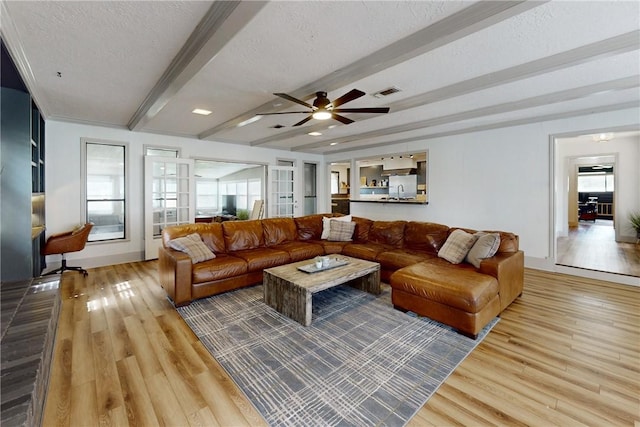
[342,242,389,261]
[321,215,351,239]
[453,227,519,253]
[438,229,478,264]
[191,254,248,283]
[390,261,499,313]
[295,214,331,240]
[327,219,356,241]
[223,219,264,251]
[168,233,215,263]
[310,239,349,254]
[231,248,291,272]
[162,223,226,253]
[352,217,373,242]
[404,222,449,254]
[273,241,324,262]
[466,233,501,268]
[494,231,518,253]
[368,221,406,247]
[376,249,436,271]
[262,217,297,246]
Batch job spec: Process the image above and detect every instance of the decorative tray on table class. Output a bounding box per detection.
[298,257,349,273]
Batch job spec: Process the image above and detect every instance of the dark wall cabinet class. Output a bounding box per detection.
[1,88,46,282]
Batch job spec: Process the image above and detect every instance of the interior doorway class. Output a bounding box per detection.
[303,162,317,215]
[553,130,640,278]
[328,161,351,215]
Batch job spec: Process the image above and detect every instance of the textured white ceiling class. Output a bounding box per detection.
[2,0,638,153]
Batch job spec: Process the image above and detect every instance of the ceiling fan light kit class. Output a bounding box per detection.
[258,89,390,127]
[312,110,332,120]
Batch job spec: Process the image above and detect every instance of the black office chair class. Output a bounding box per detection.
[41,223,93,276]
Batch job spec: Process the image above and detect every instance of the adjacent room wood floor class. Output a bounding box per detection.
[43,262,639,426]
[557,219,640,277]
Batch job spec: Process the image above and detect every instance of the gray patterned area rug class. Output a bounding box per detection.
[177,284,497,427]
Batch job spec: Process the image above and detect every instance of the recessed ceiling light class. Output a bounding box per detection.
[328,125,337,129]
[192,108,212,116]
[592,132,614,142]
[330,142,338,146]
[308,131,322,136]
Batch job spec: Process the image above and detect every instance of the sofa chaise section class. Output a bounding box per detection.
[389,229,524,338]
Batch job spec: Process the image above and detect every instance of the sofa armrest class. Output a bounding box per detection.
[479,250,524,311]
[158,246,193,306]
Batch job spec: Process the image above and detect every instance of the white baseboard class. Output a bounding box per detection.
[43,251,144,273]
[554,265,639,287]
[526,256,638,286]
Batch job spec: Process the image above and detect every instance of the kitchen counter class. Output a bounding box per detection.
[350,198,428,205]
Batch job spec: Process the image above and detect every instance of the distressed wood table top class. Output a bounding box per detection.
[263,256,381,326]
[264,256,380,294]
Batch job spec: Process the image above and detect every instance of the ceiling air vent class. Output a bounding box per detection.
[372,87,401,98]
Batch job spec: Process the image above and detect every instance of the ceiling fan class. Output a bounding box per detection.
[258,89,390,127]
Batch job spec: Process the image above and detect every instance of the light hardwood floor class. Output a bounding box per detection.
[43,263,640,426]
[557,219,640,277]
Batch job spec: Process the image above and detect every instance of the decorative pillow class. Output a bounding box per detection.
[437,229,478,264]
[321,215,352,239]
[327,220,356,242]
[465,233,501,268]
[168,233,215,263]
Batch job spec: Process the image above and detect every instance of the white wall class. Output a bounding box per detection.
[44,121,324,268]
[326,107,640,271]
[556,134,639,241]
[45,108,639,274]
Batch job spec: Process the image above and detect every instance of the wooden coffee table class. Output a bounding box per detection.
[263,255,380,326]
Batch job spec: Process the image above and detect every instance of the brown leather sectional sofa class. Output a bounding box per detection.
[159,214,524,338]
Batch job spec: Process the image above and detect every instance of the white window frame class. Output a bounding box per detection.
[143,145,180,158]
[81,137,129,243]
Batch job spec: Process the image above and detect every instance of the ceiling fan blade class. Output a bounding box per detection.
[331,89,365,108]
[257,111,310,115]
[331,114,354,125]
[333,107,390,114]
[292,115,313,127]
[274,93,313,109]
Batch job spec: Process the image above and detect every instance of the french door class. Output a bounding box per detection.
[144,156,195,260]
[268,165,300,218]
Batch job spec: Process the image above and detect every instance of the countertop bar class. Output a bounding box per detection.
[349,199,428,205]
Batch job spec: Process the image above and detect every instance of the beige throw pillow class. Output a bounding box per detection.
[327,220,356,241]
[168,233,215,263]
[465,233,501,268]
[321,215,352,239]
[438,229,478,264]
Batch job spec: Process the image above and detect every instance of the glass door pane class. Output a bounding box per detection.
[268,165,298,218]
[144,156,194,260]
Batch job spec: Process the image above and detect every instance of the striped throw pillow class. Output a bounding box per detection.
[438,229,478,264]
[168,233,215,263]
[327,220,356,242]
